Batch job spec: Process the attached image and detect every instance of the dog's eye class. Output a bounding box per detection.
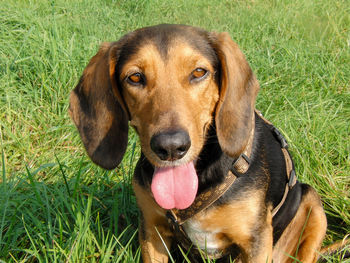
[190,68,208,82]
[127,73,145,86]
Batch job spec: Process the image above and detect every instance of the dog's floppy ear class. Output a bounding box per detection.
[69,42,129,170]
[212,32,259,157]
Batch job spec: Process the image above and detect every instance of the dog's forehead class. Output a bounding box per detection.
[118,24,218,68]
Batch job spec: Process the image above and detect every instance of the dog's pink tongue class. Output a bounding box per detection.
[151,162,198,210]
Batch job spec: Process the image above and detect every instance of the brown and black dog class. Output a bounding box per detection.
[69,24,328,262]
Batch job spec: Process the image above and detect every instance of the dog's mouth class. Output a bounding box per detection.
[151,161,198,210]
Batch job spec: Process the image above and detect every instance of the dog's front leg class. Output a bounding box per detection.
[139,215,172,263]
[248,223,273,263]
[133,180,173,263]
[235,223,273,263]
[230,213,273,263]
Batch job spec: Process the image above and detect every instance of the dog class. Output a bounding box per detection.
[69,24,328,262]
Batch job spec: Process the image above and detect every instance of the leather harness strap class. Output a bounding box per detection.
[166,109,300,258]
[255,110,297,216]
[272,148,296,217]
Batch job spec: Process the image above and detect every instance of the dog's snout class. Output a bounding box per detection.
[150,130,191,161]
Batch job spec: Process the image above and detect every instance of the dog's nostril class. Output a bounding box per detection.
[150,130,191,161]
[154,148,169,160]
[178,146,187,152]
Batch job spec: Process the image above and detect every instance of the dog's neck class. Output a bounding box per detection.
[194,125,235,193]
[195,119,256,193]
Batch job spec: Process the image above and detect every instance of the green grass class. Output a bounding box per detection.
[0,0,349,262]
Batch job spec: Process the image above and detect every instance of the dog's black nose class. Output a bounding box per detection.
[150,130,191,161]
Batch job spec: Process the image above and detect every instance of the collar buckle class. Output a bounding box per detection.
[231,153,251,176]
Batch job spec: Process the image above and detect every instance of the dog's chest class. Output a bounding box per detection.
[182,218,222,254]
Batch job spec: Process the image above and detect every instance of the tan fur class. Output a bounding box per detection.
[195,191,273,262]
[120,42,219,167]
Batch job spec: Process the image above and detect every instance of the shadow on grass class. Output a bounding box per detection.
[0,154,141,262]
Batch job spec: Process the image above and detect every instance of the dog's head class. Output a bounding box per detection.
[70,24,259,209]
